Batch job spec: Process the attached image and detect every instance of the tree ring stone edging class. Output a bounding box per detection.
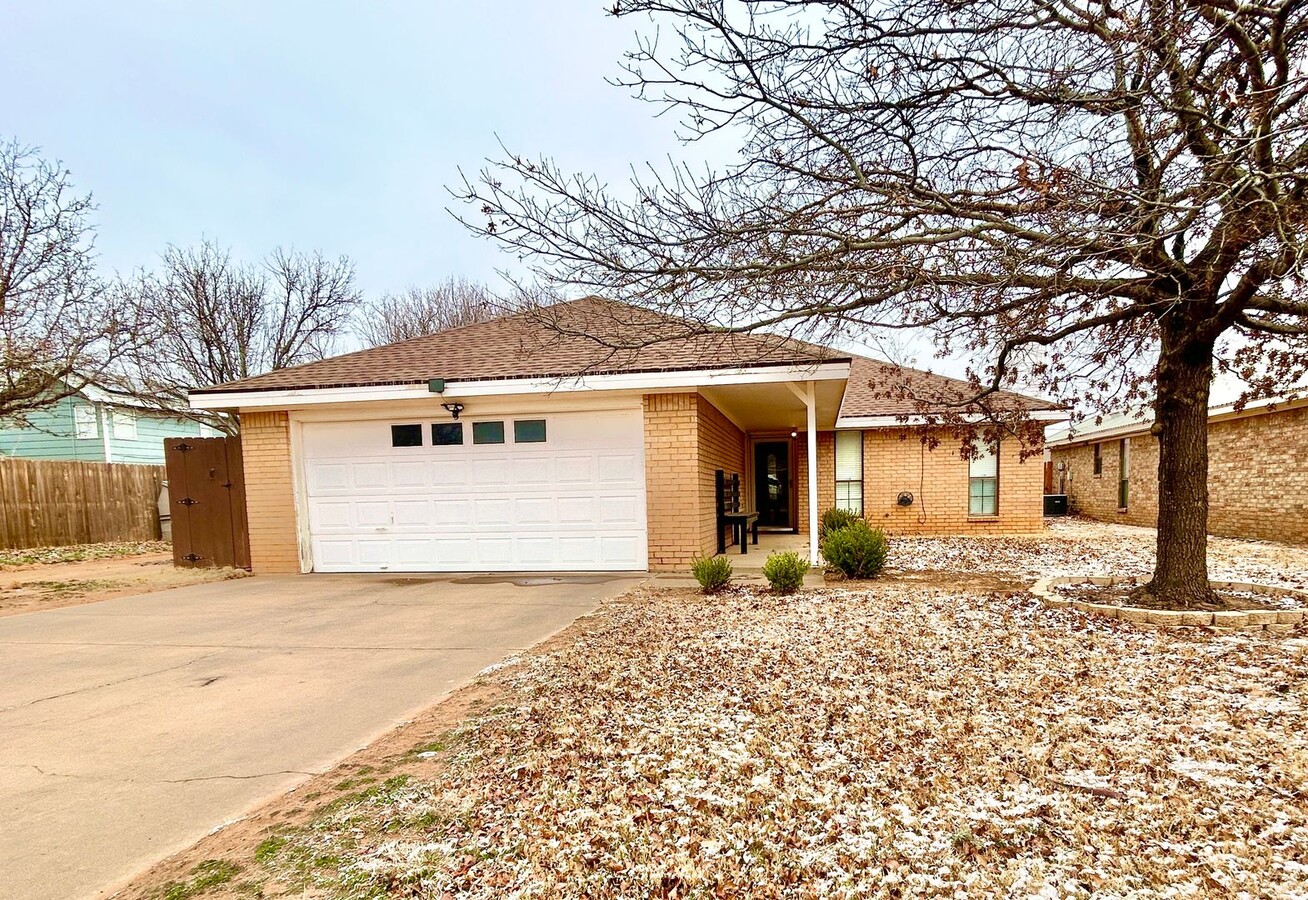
[1030,575,1308,631]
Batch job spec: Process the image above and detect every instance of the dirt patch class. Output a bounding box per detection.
[0,552,246,617]
[1052,581,1301,612]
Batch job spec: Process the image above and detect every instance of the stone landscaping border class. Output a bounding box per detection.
[1030,575,1308,631]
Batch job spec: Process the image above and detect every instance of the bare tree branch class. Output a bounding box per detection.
[0,138,130,422]
[117,240,361,433]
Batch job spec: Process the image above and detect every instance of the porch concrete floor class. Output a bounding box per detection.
[718,530,812,569]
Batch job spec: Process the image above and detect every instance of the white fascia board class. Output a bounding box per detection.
[189,362,852,411]
[1046,421,1151,447]
[1048,394,1308,447]
[837,409,1068,429]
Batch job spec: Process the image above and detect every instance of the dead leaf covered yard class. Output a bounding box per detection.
[123,521,1308,899]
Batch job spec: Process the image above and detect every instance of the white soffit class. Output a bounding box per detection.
[189,362,853,411]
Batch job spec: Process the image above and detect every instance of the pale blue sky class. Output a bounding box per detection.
[7,2,1211,408]
[3,1,691,293]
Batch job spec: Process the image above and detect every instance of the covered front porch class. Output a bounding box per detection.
[697,376,846,567]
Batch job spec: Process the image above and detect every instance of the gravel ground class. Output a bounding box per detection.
[891,517,1308,591]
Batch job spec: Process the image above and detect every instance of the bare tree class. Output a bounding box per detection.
[0,139,127,421]
[356,276,502,347]
[457,0,1308,608]
[121,241,361,432]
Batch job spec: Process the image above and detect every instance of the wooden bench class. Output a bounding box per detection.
[716,469,759,555]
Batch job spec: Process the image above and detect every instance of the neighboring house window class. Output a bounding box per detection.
[111,409,137,440]
[969,440,999,516]
[834,430,864,515]
[391,424,423,447]
[473,421,505,445]
[1118,438,1130,510]
[514,419,547,443]
[432,423,464,446]
[1092,442,1103,476]
[73,406,99,439]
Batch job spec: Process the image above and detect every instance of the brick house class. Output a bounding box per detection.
[190,298,1063,574]
[1046,395,1308,545]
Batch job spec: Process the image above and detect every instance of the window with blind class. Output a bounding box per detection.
[969,441,999,516]
[1118,438,1130,509]
[834,430,864,515]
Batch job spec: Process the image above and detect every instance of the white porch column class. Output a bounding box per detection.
[786,379,821,566]
[804,381,818,566]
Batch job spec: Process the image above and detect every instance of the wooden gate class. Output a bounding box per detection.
[164,436,251,569]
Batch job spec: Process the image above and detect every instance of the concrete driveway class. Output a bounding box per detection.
[0,572,638,900]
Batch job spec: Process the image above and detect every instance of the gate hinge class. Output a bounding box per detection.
[175,442,193,452]
[182,553,203,562]
[178,497,199,506]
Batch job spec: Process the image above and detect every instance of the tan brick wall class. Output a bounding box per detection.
[794,429,1042,536]
[642,393,701,571]
[1053,404,1308,545]
[793,431,835,536]
[860,429,1045,535]
[696,395,747,555]
[642,392,749,570]
[239,410,301,574]
[1054,436,1156,528]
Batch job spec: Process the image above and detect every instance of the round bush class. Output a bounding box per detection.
[762,550,811,594]
[818,507,861,549]
[822,520,888,579]
[690,555,733,593]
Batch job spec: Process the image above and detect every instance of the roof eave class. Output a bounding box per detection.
[190,360,854,411]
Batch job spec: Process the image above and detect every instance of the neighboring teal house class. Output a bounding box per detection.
[0,381,216,465]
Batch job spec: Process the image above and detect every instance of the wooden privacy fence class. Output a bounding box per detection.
[0,457,164,549]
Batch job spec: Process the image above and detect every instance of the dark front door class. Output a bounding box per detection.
[754,441,792,528]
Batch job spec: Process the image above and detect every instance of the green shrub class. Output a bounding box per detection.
[822,520,888,579]
[690,555,733,593]
[762,551,810,594]
[818,507,861,548]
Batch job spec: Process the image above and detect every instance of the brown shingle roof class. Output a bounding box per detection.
[190,297,1061,416]
[191,297,846,394]
[838,357,1063,419]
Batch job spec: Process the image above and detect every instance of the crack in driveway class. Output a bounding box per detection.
[0,650,224,713]
[0,762,320,784]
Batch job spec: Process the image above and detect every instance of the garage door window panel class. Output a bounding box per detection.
[473,421,505,444]
[514,419,547,443]
[391,424,423,447]
[432,423,464,446]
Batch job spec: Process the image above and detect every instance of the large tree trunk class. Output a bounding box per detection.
[1143,311,1217,608]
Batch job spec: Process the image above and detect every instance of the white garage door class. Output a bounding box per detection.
[301,409,648,572]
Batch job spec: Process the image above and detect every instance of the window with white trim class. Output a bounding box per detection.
[111,409,137,440]
[968,441,999,516]
[1118,438,1130,510]
[834,430,864,515]
[73,405,98,439]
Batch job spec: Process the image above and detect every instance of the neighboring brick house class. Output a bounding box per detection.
[190,298,1063,574]
[1046,396,1308,545]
